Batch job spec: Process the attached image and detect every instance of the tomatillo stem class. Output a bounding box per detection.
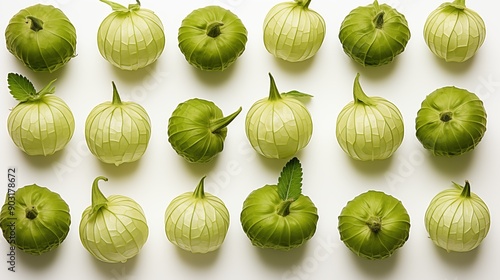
[193,176,207,199]
[367,216,382,233]
[277,200,294,217]
[27,16,44,32]
[207,22,224,38]
[374,11,385,29]
[25,206,38,220]
[440,112,453,122]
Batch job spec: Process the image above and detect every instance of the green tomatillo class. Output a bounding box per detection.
[338,190,410,260]
[415,86,487,156]
[0,184,71,255]
[178,5,248,71]
[5,4,77,72]
[240,157,318,250]
[168,98,242,163]
[339,0,411,66]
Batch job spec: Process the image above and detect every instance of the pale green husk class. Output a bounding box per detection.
[263,0,326,62]
[245,73,313,159]
[336,73,404,161]
[8,96,75,156]
[79,176,149,263]
[164,177,230,253]
[97,0,165,70]
[425,181,490,252]
[423,0,486,62]
[85,82,151,166]
[7,75,75,156]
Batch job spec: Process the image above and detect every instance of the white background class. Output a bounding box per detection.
[1,0,499,279]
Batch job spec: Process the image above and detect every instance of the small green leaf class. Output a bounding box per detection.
[282,90,314,100]
[7,73,36,102]
[100,0,129,12]
[277,157,303,201]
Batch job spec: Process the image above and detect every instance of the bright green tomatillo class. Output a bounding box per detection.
[339,0,411,66]
[338,190,410,260]
[5,4,77,72]
[168,98,241,163]
[336,73,404,161]
[240,158,318,250]
[415,86,487,156]
[178,5,248,71]
[425,181,490,252]
[164,176,230,253]
[424,0,486,62]
[245,73,313,159]
[6,73,75,156]
[263,0,326,62]
[98,0,165,70]
[79,176,149,263]
[0,184,71,255]
[85,82,151,166]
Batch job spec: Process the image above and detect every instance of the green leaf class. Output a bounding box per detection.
[7,73,36,102]
[100,0,129,12]
[282,90,314,99]
[277,157,303,201]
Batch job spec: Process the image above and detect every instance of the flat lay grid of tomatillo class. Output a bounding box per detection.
[0,0,499,279]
